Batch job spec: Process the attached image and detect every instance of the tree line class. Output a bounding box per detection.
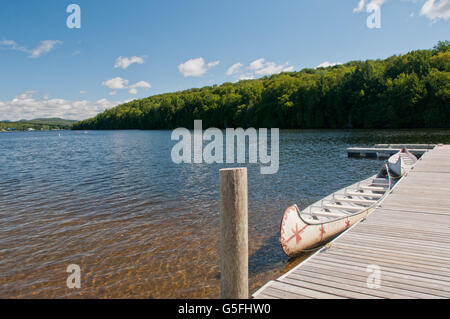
[73,41,449,130]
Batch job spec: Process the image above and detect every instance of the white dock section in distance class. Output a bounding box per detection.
[253,145,450,299]
[347,144,436,158]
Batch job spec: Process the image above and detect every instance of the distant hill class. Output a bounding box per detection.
[0,118,76,131]
[17,118,77,125]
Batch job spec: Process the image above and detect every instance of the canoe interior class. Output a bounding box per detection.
[299,174,392,225]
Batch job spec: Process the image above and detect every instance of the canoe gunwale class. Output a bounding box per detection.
[298,166,392,226]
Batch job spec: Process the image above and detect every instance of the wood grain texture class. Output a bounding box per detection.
[220,167,248,299]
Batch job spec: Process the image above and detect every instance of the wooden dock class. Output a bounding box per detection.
[253,144,450,299]
[347,144,435,158]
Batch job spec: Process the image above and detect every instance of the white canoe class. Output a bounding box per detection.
[280,171,392,257]
[387,148,417,176]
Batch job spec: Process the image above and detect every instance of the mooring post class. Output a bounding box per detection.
[219,167,248,299]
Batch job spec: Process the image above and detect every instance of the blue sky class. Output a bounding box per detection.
[0,0,448,120]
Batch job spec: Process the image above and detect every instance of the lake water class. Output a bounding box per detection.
[1,129,449,298]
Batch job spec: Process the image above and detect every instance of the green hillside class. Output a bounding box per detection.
[0,118,76,131]
[73,41,450,130]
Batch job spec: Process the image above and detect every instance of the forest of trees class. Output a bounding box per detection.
[73,41,449,130]
[1,118,75,131]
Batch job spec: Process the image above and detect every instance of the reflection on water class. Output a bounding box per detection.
[0,129,449,298]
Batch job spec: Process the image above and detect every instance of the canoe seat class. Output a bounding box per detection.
[360,186,387,192]
[324,204,365,212]
[346,191,383,199]
[370,183,389,187]
[333,197,376,205]
[373,178,389,184]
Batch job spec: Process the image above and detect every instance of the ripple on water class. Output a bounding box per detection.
[1,129,449,298]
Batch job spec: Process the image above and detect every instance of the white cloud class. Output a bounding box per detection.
[227,59,294,80]
[29,40,62,58]
[254,63,287,76]
[353,0,366,12]
[127,80,151,94]
[102,78,151,95]
[0,91,120,121]
[0,39,62,58]
[249,58,266,70]
[178,57,220,77]
[114,56,145,69]
[249,58,294,76]
[316,61,343,68]
[129,81,151,89]
[0,39,26,52]
[226,62,243,76]
[237,73,255,81]
[283,66,295,72]
[207,60,220,68]
[0,39,17,46]
[178,58,206,77]
[421,0,450,20]
[102,77,129,90]
[79,90,86,94]
[352,0,450,21]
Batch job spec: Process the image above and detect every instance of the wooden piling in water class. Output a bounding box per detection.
[219,167,248,299]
